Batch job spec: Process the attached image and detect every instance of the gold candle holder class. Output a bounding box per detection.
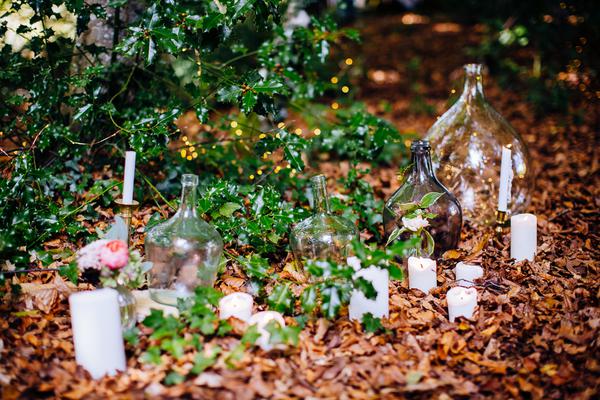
[115,199,139,246]
[495,209,509,235]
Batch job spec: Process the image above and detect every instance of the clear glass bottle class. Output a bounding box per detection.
[290,175,358,267]
[383,140,462,258]
[145,174,223,306]
[425,63,533,225]
[115,285,136,331]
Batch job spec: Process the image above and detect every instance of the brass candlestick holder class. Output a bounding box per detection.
[495,209,509,235]
[115,199,139,246]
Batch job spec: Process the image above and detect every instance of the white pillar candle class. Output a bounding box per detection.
[447,286,478,322]
[454,262,484,287]
[511,213,537,261]
[408,256,437,293]
[349,266,389,321]
[122,151,136,204]
[219,292,253,322]
[69,288,126,379]
[497,146,512,212]
[248,311,286,351]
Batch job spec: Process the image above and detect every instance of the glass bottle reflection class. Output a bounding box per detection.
[290,175,358,268]
[145,174,223,305]
[383,140,462,258]
[425,63,533,225]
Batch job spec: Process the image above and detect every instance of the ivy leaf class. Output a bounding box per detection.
[267,284,294,314]
[361,313,384,333]
[191,347,221,375]
[300,285,317,314]
[140,346,162,365]
[123,327,140,346]
[419,192,445,208]
[354,277,377,300]
[238,254,271,279]
[388,264,403,280]
[160,336,186,358]
[59,261,79,284]
[264,321,301,347]
[164,371,185,386]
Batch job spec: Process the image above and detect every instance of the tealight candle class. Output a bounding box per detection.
[511,213,537,261]
[454,262,484,287]
[219,292,253,322]
[122,151,136,204]
[248,311,286,351]
[497,146,512,212]
[408,256,437,293]
[447,286,478,322]
[69,288,126,379]
[349,266,389,321]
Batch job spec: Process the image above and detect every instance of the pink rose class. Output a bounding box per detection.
[100,240,129,270]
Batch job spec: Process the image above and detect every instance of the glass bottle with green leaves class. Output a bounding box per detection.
[383,140,462,257]
[290,175,358,269]
[146,174,224,305]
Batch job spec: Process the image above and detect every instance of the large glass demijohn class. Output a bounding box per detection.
[425,63,533,225]
[145,174,223,305]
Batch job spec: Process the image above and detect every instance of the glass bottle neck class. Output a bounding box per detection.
[409,149,435,183]
[177,181,198,219]
[460,64,485,103]
[311,175,330,214]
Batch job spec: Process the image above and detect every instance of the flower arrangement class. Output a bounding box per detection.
[76,239,151,289]
[385,192,444,256]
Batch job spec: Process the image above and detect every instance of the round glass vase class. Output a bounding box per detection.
[290,175,358,270]
[145,174,224,306]
[425,63,533,226]
[115,284,136,331]
[383,140,462,258]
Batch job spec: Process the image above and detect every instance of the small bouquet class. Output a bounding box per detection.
[76,239,151,289]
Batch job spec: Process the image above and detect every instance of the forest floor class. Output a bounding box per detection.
[1,12,599,400]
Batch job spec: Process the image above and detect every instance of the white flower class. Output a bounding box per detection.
[45,3,77,42]
[402,214,429,232]
[76,239,108,270]
[0,0,13,16]
[1,4,42,53]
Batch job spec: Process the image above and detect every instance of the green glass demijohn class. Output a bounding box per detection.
[145,174,223,305]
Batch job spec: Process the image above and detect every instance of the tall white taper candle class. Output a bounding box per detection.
[69,289,126,379]
[511,213,537,261]
[497,146,512,212]
[122,151,136,204]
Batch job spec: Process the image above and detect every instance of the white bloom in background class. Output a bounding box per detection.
[76,239,109,270]
[402,214,429,232]
[45,3,77,42]
[0,0,13,16]
[1,3,42,53]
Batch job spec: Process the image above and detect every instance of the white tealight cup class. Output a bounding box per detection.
[447,286,478,322]
[248,311,286,351]
[454,262,484,287]
[408,256,437,293]
[219,292,253,322]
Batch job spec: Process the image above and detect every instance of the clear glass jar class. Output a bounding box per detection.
[115,284,136,331]
[425,63,533,225]
[383,140,462,258]
[290,175,358,267]
[145,174,223,306]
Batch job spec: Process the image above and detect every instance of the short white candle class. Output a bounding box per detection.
[349,266,389,321]
[248,311,286,351]
[497,146,512,212]
[122,151,136,204]
[408,256,437,293]
[447,286,478,322]
[219,292,253,322]
[454,262,484,287]
[69,288,126,379]
[511,213,537,261]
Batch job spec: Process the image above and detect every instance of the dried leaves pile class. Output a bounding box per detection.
[1,14,599,400]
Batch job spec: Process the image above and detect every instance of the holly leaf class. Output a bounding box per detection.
[267,284,294,314]
[59,261,79,284]
[300,285,317,314]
